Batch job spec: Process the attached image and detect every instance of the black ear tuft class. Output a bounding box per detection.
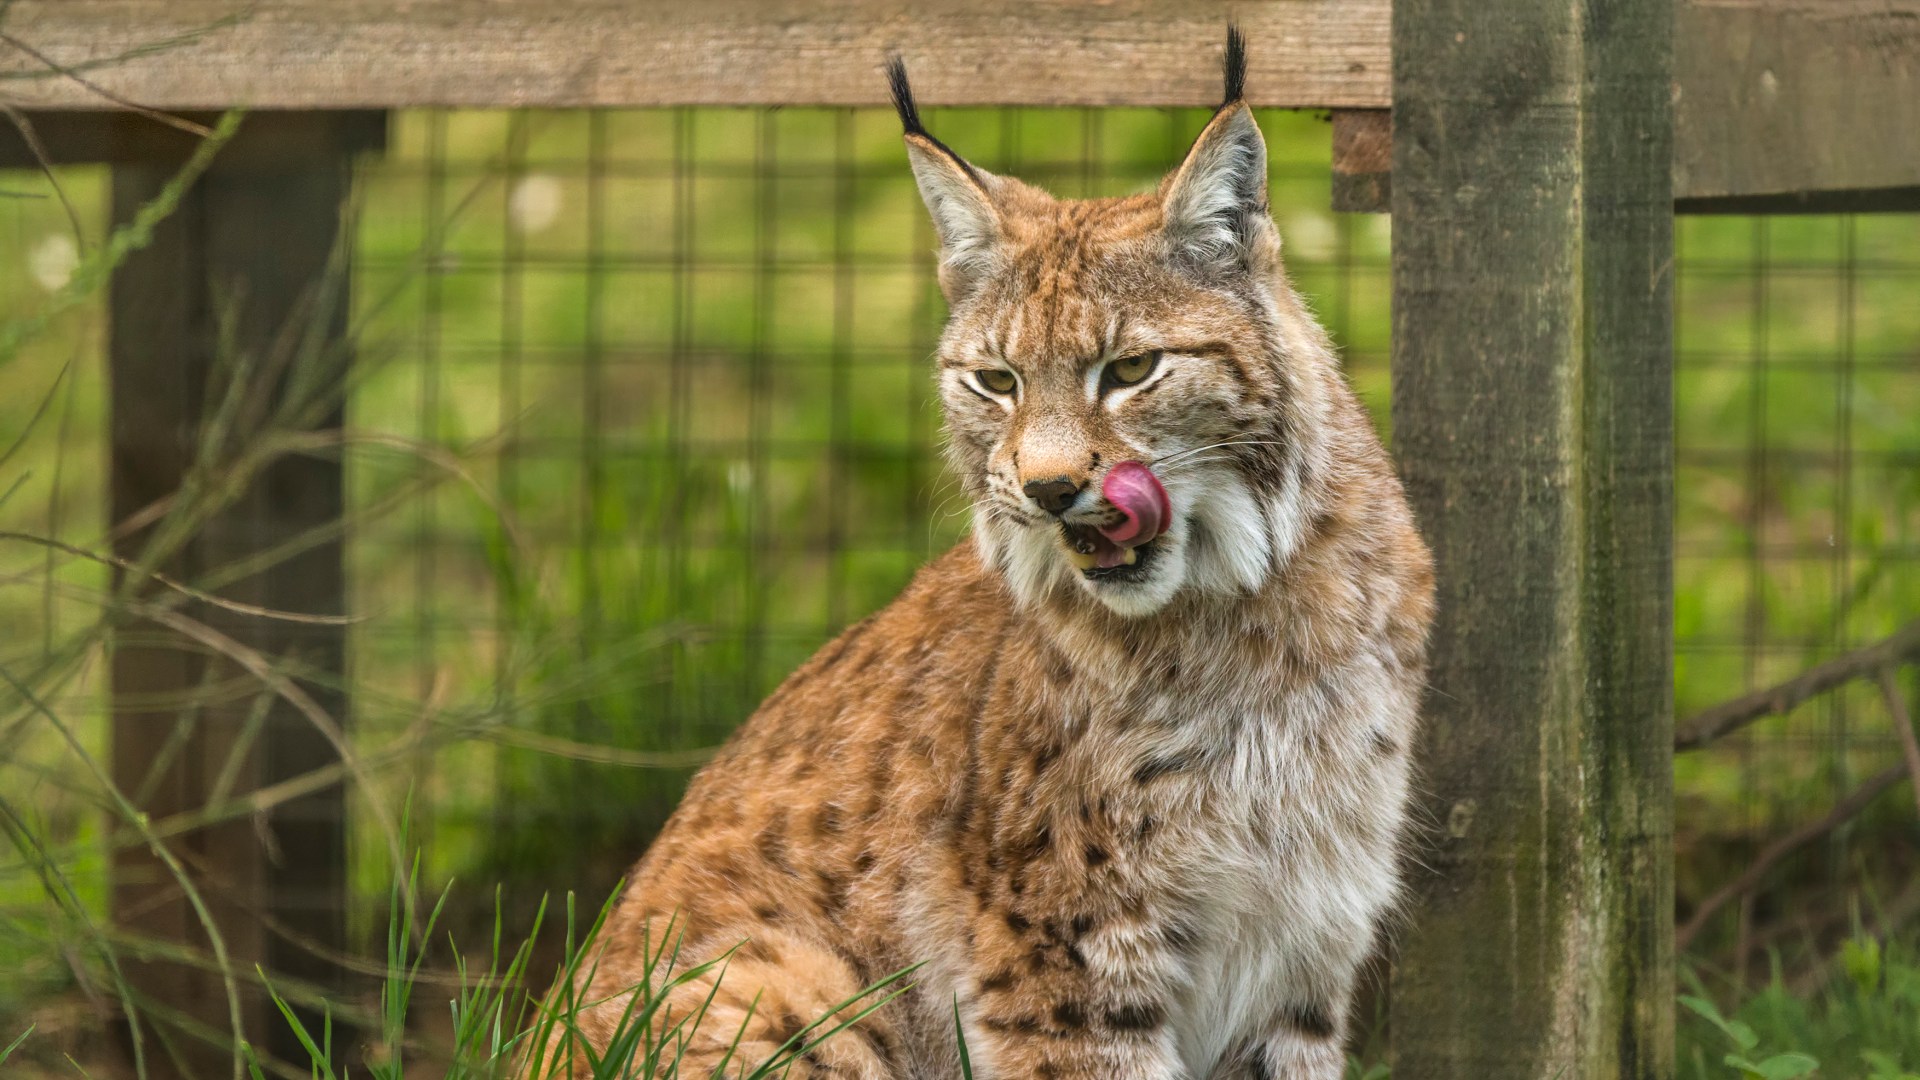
[887,56,926,137]
[1219,24,1248,110]
[886,55,982,182]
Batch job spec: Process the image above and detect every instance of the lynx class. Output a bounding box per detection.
[549,30,1434,1080]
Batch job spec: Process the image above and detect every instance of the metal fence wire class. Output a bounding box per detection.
[341,106,1400,926]
[1,106,1916,961]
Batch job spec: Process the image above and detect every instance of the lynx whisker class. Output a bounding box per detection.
[1149,438,1287,468]
[1150,454,1238,477]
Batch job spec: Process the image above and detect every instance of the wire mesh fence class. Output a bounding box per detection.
[339,106,1399,929]
[1671,212,1920,959]
[0,106,1915,1027]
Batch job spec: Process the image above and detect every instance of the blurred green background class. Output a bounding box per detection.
[1,106,1917,1063]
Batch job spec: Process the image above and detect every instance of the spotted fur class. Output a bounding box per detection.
[550,30,1433,1080]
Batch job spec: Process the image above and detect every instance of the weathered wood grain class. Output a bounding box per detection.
[7,0,1911,199]
[0,0,1390,109]
[1675,0,1920,200]
[1387,0,1674,1071]
[1325,0,1920,207]
[1330,108,1390,212]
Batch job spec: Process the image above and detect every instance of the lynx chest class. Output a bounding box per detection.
[1101,663,1408,1074]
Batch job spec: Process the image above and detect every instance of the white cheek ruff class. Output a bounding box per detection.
[1181,472,1274,597]
[975,513,1071,607]
[970,512,1006,568]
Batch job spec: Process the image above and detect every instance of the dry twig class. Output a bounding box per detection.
[1675,618,1920,750]
[0,28,213,136]
[0,530,362,625]
[1879,665,1920,820]
[1677,636,1920,953]
[1677,761,1908,951]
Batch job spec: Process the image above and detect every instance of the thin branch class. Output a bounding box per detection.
[189,427,534,592]
[0,359,70,475]
[0,791,151,1079]
[0,11,249,86]
[0,106,84,244]
[78,423,529,592]
[0,530,363,625]
[0,29,212,136]
[1677,761,1908,951]
[1675,619,1920,750]
[1878,665,1920,820]
[121,596,408,893]
[0,110,243,367]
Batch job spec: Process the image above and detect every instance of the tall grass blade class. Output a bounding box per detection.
[0,1025,33,1065]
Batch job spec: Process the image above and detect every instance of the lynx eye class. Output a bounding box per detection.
[975,368,1018,396]
[1103,351,1161,391]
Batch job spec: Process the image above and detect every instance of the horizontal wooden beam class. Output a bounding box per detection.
[6,1,1913,201]
[0,1,1389,111]
[1331,109,1391,213]
[1675,0,1920,202]
[1330,0,1920,209]
[1674,187,1920,215]
[0,110,385,168]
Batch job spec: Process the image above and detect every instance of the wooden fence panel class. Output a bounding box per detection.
[0,0,1388,109]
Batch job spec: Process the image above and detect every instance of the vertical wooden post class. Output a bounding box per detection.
[106,112,381,1077]
[1387,0,1674,1073]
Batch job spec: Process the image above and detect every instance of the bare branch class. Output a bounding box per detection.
[0,530,363,625]
[1677,761,1908,951]
[121,597,407,883]
[1675,618,1920,751]
[0,28,213,135]
[0,107,84,244]
[0,109,243,367]
[1879,665,1920,820]
[0,661,245,1080]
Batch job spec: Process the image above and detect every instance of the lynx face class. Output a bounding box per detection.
[901,85,1303,617]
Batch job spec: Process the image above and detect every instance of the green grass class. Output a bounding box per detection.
[253,867,921,1080]
[1678,931,1920,1079]
[1327,929,1920,1078]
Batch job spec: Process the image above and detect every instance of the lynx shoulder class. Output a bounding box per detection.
[550,28,1433,1080]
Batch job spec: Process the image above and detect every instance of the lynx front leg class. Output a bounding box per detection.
[1216,1000,1346,1080]
[953,918,1192,1080]
[958,1001,1190,1080]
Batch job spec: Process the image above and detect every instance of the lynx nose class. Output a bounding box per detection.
[1022,476,1083,516]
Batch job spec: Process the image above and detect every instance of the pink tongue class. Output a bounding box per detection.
[1099,461,1171,548]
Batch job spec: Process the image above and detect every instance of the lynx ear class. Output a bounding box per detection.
[1161,29,1273,278]
[889,58,1003,300]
